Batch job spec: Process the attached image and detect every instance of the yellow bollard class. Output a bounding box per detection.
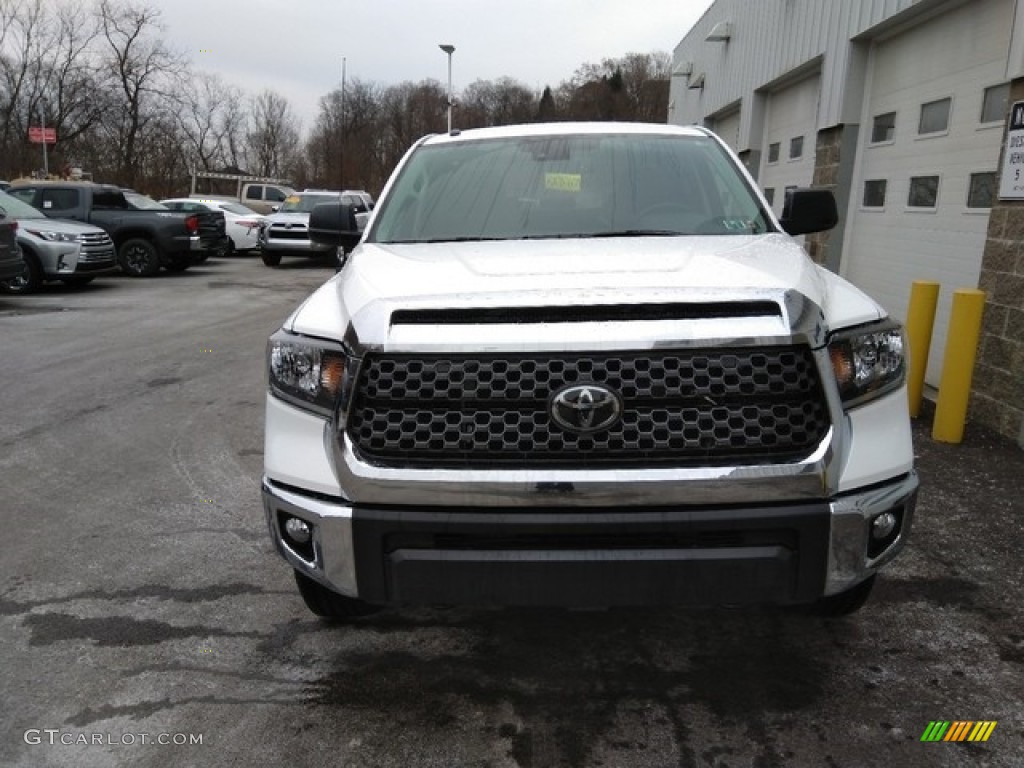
[932,289,987,443]
[905,281,940,418]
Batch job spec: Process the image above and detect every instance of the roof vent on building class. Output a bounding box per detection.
[688,72,705,90]
[705,21,732,42]
[672,61,693,78]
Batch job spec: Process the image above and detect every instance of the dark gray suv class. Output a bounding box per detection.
[0,209,24,284]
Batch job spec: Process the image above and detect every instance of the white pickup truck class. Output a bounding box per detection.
[262,122,917,619]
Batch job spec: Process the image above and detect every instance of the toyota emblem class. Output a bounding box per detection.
[550,384,622,434]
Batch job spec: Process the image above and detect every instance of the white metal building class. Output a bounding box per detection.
[669,0,1023,389]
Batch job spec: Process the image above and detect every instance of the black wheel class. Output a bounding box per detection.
[261,250,282,267]
[118,238,161,277]
[224,239,236,257]
[805,575,876,617]
[293,571,379,620]
[0,252,43,294]
[59,275,95,287]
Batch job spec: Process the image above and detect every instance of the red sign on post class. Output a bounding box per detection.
[28,126,57,144]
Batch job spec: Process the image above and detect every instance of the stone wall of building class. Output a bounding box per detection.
[971,78,1024,448]
[807,125,857,274]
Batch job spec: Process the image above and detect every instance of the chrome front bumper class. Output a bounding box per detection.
[262,470,917,606]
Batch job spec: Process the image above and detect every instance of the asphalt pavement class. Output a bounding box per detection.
[0,256,1021,768]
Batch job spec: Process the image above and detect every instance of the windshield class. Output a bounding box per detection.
[123,192,168,210]
[370,133,772,244]
[0,191,46,219]
[279,194,338,213]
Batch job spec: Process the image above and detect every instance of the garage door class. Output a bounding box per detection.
[759,75,820,217]
[712,109,741,153]
[842,0,1012,385]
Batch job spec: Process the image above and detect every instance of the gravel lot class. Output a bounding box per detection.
[1,256,1021,768]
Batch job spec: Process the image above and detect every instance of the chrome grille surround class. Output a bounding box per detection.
[79,231,115,261]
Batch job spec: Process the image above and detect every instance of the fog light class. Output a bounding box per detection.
[284,516,312,544]
[871,512,897,540]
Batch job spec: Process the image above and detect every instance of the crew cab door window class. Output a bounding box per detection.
[245,185,263,201]
[40,188,80,212]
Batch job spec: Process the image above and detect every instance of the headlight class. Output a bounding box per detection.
[267,332,350,416]
[25,229,80,242]
[828,320,906,407]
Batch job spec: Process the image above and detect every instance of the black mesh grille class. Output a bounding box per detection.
[347,348,830,468]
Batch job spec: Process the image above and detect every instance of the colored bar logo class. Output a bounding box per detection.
[920,721,997,742]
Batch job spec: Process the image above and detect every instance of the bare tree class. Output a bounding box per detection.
[178,72,248,173]
[0,0,56,176]
[96,0,184,187]
[245,89,301,178]
[46,2,105,151]
[460,77,536,128]
[562,52,670,123]
[305,77,386,190]
[379,80,446,163]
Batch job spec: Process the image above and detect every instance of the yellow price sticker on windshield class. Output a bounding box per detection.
[284,195,300,204]
[545,173,582,192]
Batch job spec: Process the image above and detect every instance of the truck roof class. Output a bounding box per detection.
[420,121,711,146]
[9,180,122,193]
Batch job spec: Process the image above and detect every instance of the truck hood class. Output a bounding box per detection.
[287,235,885,347]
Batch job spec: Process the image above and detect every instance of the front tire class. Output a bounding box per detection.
[293,571,379,620]
[0,252,43,294]
[118,238,161,277]
[261,249,282,267]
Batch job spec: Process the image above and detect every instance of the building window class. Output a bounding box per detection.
[981,83,1009,124]
[908,176,940,208]
[967,172,995,208]
[871,112,896,143]
[863,179,887,208]
[767,142,780,163]
[918,98,951,135]
[789,136,804,160]
[783,185,798,212]
[764,188,775,206]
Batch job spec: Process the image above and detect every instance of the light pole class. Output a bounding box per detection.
[439,44,455,132]
[340,56,346,188]
[39,97,49,177]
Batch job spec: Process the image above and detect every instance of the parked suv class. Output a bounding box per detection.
[258,190,370,267]
[0,208,23,283]
[0,191,116,293]
[263,123,917,619]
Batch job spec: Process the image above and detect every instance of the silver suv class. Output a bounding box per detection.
[258,190,372,267]
[0,191,116,293]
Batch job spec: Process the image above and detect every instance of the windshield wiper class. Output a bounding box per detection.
[587,230,686,238]
[388,236,509,244]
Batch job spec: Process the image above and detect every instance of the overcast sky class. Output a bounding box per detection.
[156,0,714,130]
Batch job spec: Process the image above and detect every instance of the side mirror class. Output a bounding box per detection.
[779,188,838,236]
[309,201,362,252]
